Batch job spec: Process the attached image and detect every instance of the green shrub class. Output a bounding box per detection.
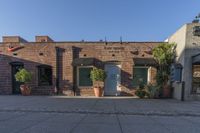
[15,69,32,83]
[145,84,160,98]
[135,80,147,98]
[90,68,106,82]
[135,90,146,98]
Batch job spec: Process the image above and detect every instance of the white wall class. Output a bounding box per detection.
[168,24,187,100]
[168,23,200,100]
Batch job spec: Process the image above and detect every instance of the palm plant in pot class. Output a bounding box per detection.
[15,68,32,96]
[153,43,176,98]
[90,68,106,97]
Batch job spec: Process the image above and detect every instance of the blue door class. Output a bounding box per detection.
[104,64,121,96]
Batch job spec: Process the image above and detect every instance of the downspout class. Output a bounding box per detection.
[181,81,185,101]
[55,47,60,94]
[72,46,79,96]
[72,47,76,96]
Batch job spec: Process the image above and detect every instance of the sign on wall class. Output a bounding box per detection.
[104,46,125,53]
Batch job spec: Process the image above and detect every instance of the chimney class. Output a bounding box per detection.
[3,36,27,43]
[35,36,54,42]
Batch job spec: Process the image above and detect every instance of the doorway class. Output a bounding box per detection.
[10,62,24,94]
[104,64,121,96]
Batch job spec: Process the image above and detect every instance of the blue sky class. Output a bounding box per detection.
[0,0,199,42]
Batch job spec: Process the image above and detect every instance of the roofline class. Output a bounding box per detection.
[166,24,187,41]
[0,41,164,44]
[53,41,164,43]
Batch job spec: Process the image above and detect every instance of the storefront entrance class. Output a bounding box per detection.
[10,62,24,94]
[192,64,200,94]
[104,64,121,96]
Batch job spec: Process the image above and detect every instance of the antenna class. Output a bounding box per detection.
[104,36,107,44]
[120,36,123,44]
[192,13,200,23]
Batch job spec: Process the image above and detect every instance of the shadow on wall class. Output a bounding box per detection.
[174,47,200,98]
[71,46,134,96]
[57,47,74,96]
[0,54,73,95]
[0,47,134,96]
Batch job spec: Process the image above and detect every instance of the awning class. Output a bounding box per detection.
[171,63,183,69]
[72,58,94,66]
[9,61,24,66]
[192,53,200,64]
[133,58,157,66]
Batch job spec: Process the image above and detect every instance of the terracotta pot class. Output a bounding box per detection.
[20,84,31,96]
[94,87,103,97]
[162,84,171,98]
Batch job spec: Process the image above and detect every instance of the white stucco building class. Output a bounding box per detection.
[168,22,200,100]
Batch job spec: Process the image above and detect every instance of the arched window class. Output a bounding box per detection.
[37,65,52,86]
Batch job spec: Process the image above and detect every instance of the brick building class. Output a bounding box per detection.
[0,36,159,96]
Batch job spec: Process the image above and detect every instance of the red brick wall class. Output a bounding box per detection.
[149,67,157,85]
[0,43,56,95]
[0,41,160,96]
[3,36,20,43]
[35,36,54,42]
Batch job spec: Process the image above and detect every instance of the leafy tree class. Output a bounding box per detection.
[153,43,176,90]
[153,43,176,66]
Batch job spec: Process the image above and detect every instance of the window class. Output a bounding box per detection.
[193,26,200,36]
[170,64,182,82]
[78,67,93,87]
[132,67,148,87]
[38,65,52,86]
[192,65,200,93]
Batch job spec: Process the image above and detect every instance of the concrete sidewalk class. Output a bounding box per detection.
[0,96,200,116]
[0,96,200,133]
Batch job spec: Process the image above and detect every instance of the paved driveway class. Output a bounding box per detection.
[0,96,200,133]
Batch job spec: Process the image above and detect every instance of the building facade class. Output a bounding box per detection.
[168,23,200,100]
[0,36,159,96]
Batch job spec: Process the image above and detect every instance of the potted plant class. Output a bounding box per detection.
[145,84,160,99]
[90,68,106,97]
[135,89,146,98]
[153,43,176,98]
[15,68,32,96]
[135,81,147,98]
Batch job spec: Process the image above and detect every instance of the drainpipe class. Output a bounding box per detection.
[181,81,185,101]
[55,47,60,94]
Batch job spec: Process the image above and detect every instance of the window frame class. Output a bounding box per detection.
[193,26,200,36]
[192,64,200,94]
[132,66,150,87]
[38,65,53,86]
[77,66,93,88]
